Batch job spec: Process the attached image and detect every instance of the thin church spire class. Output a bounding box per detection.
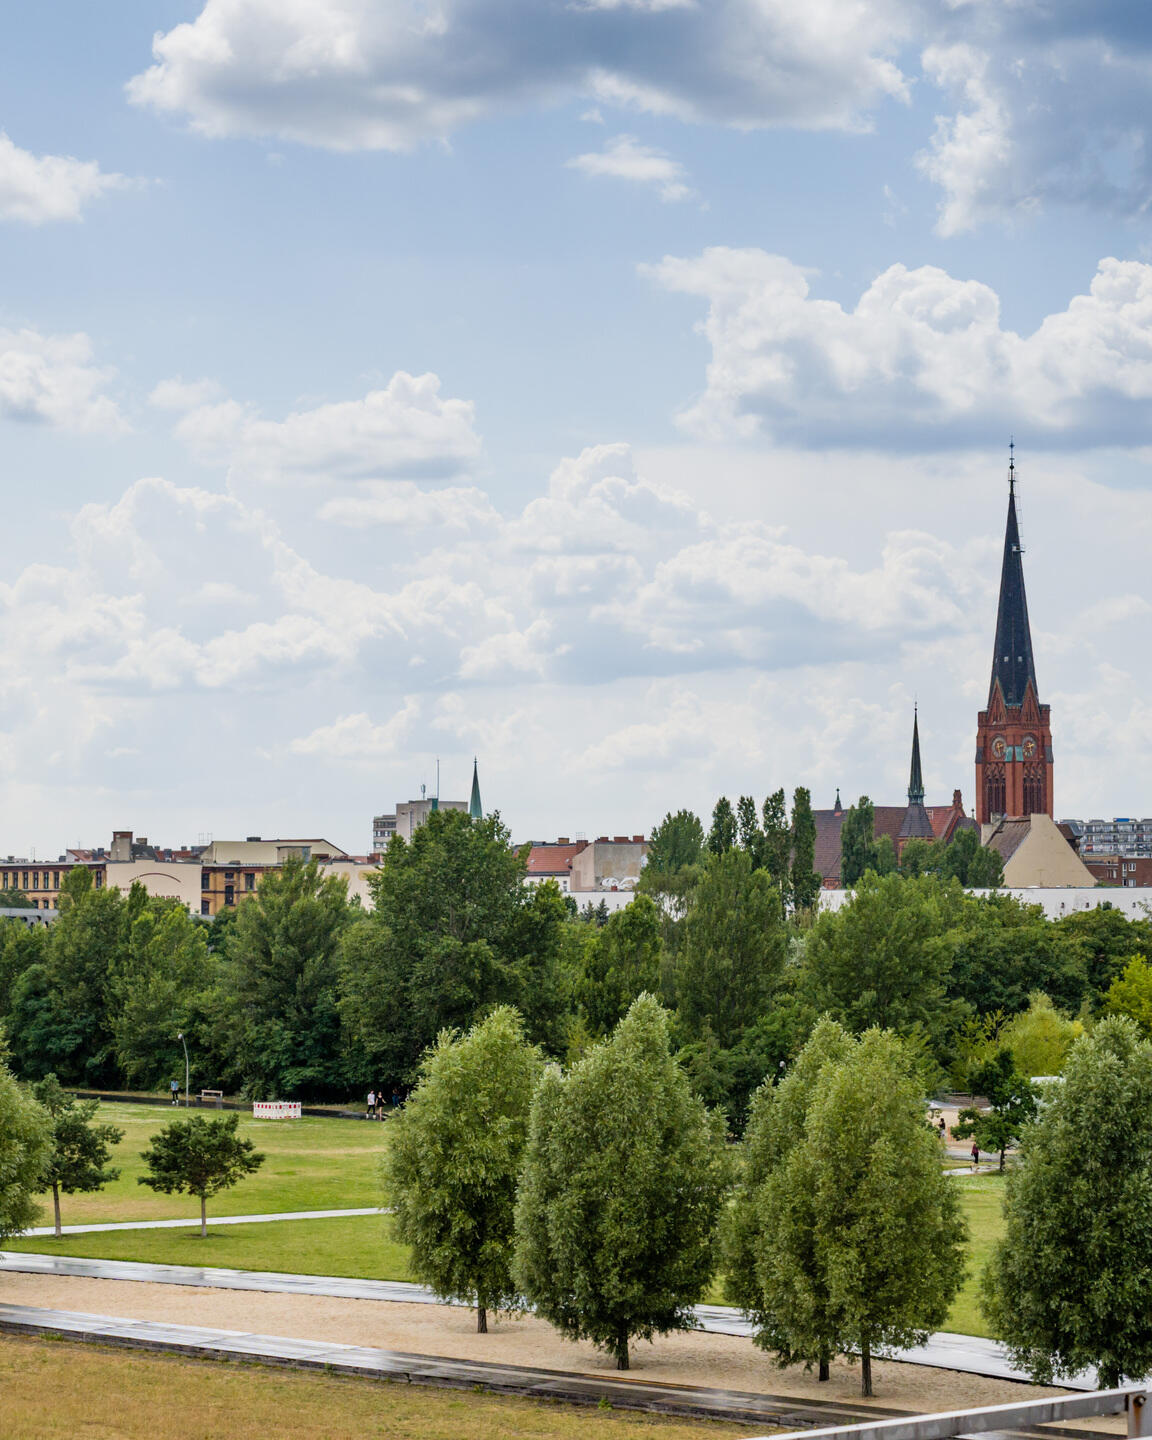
[988,441,1038,709]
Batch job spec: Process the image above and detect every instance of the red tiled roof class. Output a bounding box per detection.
[526,841,588,876]
[813,806,907,884]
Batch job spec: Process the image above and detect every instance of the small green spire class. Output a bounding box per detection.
[469,758,482,819]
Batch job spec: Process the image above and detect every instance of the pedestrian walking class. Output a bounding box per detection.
[938,1116,947,1139]
[367,1088,376,1120]
[375,1085,385,1119]
[170,1078,180,1106]
[970,1140,980,1172]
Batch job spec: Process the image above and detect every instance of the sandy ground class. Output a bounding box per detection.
[0,1270,1120,1425]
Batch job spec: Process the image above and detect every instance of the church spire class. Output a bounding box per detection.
[988,442,1039,709]
[908,706,925,806]
[469,758,483,820]
[899,707,934,841]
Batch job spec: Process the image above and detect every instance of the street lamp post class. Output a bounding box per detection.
[177,1032,189,1107]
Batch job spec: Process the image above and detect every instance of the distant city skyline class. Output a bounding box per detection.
[3,2,1152,854]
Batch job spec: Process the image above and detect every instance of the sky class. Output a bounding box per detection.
[3,0,1152,858]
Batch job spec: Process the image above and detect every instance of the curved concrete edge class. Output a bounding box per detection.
[20,1207,387,1237]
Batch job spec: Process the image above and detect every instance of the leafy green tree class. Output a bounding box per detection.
[951,1050,1037,1170]
[514,995,730,1370]
[340,811,567,1086]
[775,1029,967,1395]
[946,893,1085,1018]
[897,837,937,878]
[1103,954,1152,1036]
[839,797,876,887]
[675,850,786,1046]
[1000,992,1081,1078]
[644,810,704,876]
[942,827,1004,887]
[216,856,353,1099]
[789,787,821,913]
[736,795,764,867]
[707,797,737,856]
[0,918,47,1019]
[138,1113,264,1237]
[1053,905,1152,1003]
[983,1016,1152,1386]
[724,1017,853,1380]
[872,833,898,876]
[802,872,964,1046]
[385,1007,543,1332]
[578,895,662,1037]
[761,789,791,906]
[1,889,33,908]
[0,1035,51,1244]
[30,1074,124,1236]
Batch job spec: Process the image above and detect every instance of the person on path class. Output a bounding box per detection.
[375,1085,385,1119]
[170,1079,180,1106]
[367,1088,376,1120]
[971,1140,980,1172]
[938,1116,947,1140]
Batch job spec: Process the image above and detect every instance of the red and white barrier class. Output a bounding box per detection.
[252,1101,302,1120]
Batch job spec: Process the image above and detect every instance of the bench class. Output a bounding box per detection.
[199,1089,224,1109]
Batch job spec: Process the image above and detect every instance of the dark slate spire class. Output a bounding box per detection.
[469,758,483,820]
[989,444,1039,709]
[908,706,925,806]
[899,707,935,841]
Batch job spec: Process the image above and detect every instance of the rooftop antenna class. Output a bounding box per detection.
[1009,437,1025,554]
[436,757,440,801]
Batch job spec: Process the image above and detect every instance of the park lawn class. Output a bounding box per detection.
[26,1104,390,1226]
[0,1334,751,1440]
[4,1214,413,1282]
[945,1172,1007,1339]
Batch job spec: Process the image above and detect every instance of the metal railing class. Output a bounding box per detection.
[744,1387,1151,1440]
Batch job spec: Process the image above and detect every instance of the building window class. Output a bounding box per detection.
[22,871,29,890]
[224,885,235,906]
[201,870,211,891]
[52,870,60,888]
[225,870,235,880]
[985,768,1006,817]
[245,872,255,891]
[201,899,211,916]
[94,870,103,888]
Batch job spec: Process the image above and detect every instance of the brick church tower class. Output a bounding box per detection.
[975,449,1053,825]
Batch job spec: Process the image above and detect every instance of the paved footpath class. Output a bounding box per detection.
[21,1207,384,1237]
[0,1250,1098,1390]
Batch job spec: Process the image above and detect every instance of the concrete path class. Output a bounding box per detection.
[0,1251,1099,1390]
[20,1207,385,1238]
[0,1299,916,1429]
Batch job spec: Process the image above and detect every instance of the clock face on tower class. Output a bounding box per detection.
[991,736,1007,760]
[1022,735,1038,759]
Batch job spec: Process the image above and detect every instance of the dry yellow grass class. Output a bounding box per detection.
[0,1334,755,1440]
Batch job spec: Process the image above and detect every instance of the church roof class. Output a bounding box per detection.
[813,806,908,882]
[989,455,1039,709]
[469,759,483,820]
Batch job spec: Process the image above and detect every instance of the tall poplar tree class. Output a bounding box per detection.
[790,787,821,912]
[707,797,737,856]
[761,789,791,905]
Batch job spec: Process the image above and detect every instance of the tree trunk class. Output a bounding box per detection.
[616,1331,630,1371]
[999,1148,1006,1172]
[476,1306,487,1334]
[818,1351,830,1383]
[52,1182,61,1239]
[200,1195,207,1239]
[861,1336,872,1398]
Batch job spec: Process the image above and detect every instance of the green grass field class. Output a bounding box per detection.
[5,1100,1010,1341]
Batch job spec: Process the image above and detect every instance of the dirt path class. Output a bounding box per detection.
[0,1270,1119,1425]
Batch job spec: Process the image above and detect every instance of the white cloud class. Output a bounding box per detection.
[0,327,126,433]
[126,0,914,151]
[0,131,130,225]
[175,371,481,484]
[289,698,421,759]
[647,248,1152,445]
[149,376,225,411]
[568,134,693,201]
[318,482,497,528]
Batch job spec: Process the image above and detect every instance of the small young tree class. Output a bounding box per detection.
[30,1074,124,1236]
[1103,954,1152,1036]
[778,1029,967,1396]
[983,1016,1152,1387]
[385,1007,543,1333]
[724,1017,853,1381]
[514,995,730,1370]
[951,1050,1037,1171]
[1000,992,1081,1078]
[138,1113,264,1237]
[0,1037,51,1244]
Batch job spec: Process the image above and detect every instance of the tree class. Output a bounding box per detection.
[951,1050,1037,1170]
[217,856,353,1099]
[578,894,663,1037]
[1,889,32,908]
[30,1074,124,1236]
[942,828,1004,887]
[1000,992,1081,1078]
[385,1007,543,1332]
[790,787,821,914]
[736,795,764,867]
[1103,954,1152,1036]
[945,893,1085,1018]
[138,1113,264,1237]
[644,811,704,876]
[707,797,737,856]
[773,1029,967,1395]
[802,872,964,1047]
[761,789,791,906]
[0,1036,51,1245]
[675,850,787,1046]
[839,797,876,887]
[724,1017,853,1380]
[514,995,730,1370]
[983,1016,1152,1387]
[1054,905,1152,1002]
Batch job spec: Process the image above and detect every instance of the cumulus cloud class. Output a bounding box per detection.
[0,131,130,225]
[0,327,126,433]
[149,376,225,411]
[174,371,481,485]
[289,698,421,759]
[126,0,913,150]
[647,248,1152,445]
[568,134,693,201]
[318,482,497,529]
